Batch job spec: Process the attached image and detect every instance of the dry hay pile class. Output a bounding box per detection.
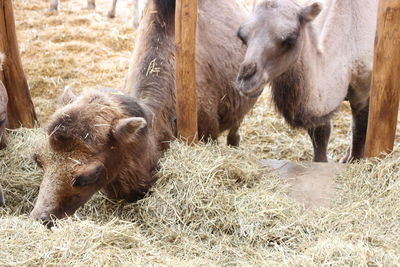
[1,128,400,266]
[14,0,135,122]
[1,0,400,266]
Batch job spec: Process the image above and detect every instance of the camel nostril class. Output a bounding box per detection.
[37,213,55,228]
[31,210,51,222]
[30,209,55,228]
[238,63,257,82]
[43,220,54,229]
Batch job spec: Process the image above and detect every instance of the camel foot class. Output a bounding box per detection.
[85,3,96,10]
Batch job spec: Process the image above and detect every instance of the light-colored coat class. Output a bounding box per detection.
[237,0,378,162]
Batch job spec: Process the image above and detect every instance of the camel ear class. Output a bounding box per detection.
[300,2,322,23]
[58,85,77,106]
[113,117,147,142]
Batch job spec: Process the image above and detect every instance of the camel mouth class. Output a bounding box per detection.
[236,78,266,99]
[239,86,264,98]
[30,207,69,228]
[30,197,79,224]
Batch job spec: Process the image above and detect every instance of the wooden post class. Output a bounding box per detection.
[364,0,400,158]
[175,0,198,144]
[0,0,37,128]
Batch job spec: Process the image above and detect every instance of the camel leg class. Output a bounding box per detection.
[108,0,118,18]
[199,123,219,143]
[0,185,4,206]
[0,129,7,149]
[132,0,140,28]
[227,121,242,147]
[197,109,219,143]
[341,101,369,163]
[86,0,96,10]
[47,0,59,12]
[307,122,331,162]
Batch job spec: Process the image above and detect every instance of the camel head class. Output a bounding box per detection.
[236,0,322,98]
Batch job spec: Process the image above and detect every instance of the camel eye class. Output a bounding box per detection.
[237,27,248,45]
[72,165,103,187]
[33,153,44,169]
[282,34,298,49]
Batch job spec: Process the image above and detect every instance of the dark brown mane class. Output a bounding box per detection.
[31,0,257,222]
[125,0,179,149]
[154,0,175,22]
[129,2,176,110]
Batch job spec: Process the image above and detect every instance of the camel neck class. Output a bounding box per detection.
[270,2,357,127]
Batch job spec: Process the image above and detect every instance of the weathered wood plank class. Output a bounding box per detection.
[175,0,198,143]
[0,0,37,128]
[365,0,400,157]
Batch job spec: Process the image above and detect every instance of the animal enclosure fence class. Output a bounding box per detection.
[364,0,400,158]
[175,0,198,144]
[0,0,36,129]
[0,0,398,158]
[174,0,400,158]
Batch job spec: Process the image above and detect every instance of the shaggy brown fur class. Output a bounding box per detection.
[125,0,257,148]
[31,0,257,222]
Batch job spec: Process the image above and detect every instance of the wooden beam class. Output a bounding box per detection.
[0,0,37,128]
[175,0,198,144]
[364,0,400,158]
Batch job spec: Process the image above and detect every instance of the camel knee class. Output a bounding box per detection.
[108,9,116,18]
[86,0,96,10]
[108,0,117,18]
[47,0,58,12]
